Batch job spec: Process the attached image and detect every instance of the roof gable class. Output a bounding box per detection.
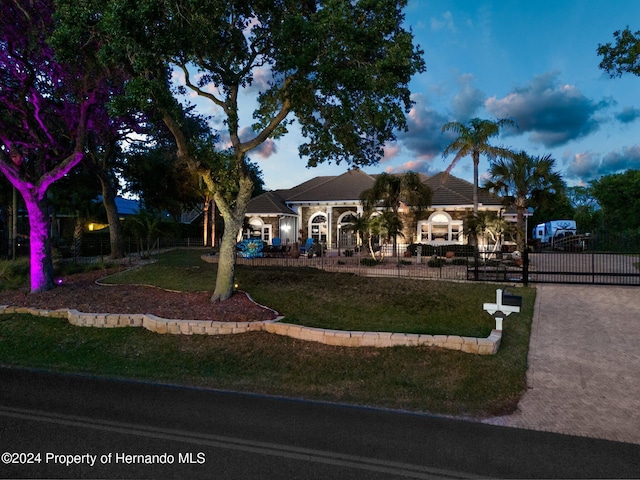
[286,169,375,202]
[425,172,503,207]
[247,169,504,214]
[245,190,295,215]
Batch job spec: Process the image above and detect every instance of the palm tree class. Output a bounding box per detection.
[342,212,370,254]
[464,210,514,253]
[360,172,432,259]
[484,151,565,251]
[441,118,516,216]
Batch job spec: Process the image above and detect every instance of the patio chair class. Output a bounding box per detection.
[300,238,315,253]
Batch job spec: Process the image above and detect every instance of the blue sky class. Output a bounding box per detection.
[179,0,640,191]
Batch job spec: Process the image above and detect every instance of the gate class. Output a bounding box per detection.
[525,250,640,285]
[469,234,640,286]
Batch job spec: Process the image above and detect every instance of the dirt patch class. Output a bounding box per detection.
[0,269,277,323]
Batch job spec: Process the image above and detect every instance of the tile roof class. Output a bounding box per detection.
[246,169,504,213]
[286,169,376,202]
[245,190,296,215]
[425,172,503,207]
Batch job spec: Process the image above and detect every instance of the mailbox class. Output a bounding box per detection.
[483,289,522,332]
[502,292,522,308]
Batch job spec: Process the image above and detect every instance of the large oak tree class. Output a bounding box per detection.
[74,0,425,301]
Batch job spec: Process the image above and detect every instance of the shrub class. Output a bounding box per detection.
[0,258,30,290]
[450,257,468,266]
[360,258,380,267]
[407,243,475,257]
[428,258,447,268]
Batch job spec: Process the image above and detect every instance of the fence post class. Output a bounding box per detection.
[474,246,479,281]
[523,247,529,287]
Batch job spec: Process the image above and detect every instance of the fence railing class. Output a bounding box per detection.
[229,241,640,286]
[228,250,483,282]
[55,233,640,286]
[57,237,206,264]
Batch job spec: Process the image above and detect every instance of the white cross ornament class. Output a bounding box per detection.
[483,289,521,331]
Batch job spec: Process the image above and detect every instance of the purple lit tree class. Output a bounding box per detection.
[0,0,103,292]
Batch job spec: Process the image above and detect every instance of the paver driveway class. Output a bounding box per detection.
[484,284,640,445]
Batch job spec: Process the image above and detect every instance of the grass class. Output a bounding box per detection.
[0,248,535,417]
[0,257,30,290]
[0,256,115,291]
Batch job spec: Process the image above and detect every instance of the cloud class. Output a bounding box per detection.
[242,65,275,94]
[396,94,451,163]
[564,151,601,181]
[616,106,640,124]
[238,127,278,159]
[382,143,401,160]
[430,11,456,32]
[564,145,640,182]
[600,145,640,174]
[485,72,607,148]
[451,74,485,120]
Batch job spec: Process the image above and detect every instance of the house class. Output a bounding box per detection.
[244,169,523,250]
[86,196,142,232]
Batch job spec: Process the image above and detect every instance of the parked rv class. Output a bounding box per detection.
[532,220,577,244]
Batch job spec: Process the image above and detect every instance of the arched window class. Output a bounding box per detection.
[417,211,463,244]
[308,213,328,243]
[337,211,358,248]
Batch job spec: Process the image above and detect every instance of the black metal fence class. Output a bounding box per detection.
[55,233,640,286]
[524,250,640,286]
[231,248,497,283]
[231,234,640,286]
[57,236,206,264]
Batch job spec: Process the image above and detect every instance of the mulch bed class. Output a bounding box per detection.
[0,269,278,323]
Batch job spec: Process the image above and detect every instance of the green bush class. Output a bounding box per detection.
[428,258,447,268]
[407,243,475,257]
[0,258,30,290]
[450,257,469,266]
[360,258,380,267]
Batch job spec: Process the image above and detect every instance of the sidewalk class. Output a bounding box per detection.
[484,284,640,445]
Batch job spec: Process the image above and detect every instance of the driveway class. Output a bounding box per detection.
[484,284,640,445]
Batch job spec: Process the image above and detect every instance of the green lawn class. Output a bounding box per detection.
[0,248,535,417]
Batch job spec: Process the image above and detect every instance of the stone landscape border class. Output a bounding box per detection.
[0,303,501,355]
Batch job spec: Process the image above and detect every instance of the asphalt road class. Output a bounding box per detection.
[0,367,638,479]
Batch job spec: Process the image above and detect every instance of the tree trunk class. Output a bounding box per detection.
[472,158,479,215]
[210,214,242,301]
[203,197,210,247]
[469,152,480,247]
[98,174,124,259]
[71,216,84,258]
[210,174,253,302]
[10,187,17,260]
[516,205,526,252]
[211,200,216,247]
[24,196,54,293]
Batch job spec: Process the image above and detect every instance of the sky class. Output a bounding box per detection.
[177,0,640,191]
